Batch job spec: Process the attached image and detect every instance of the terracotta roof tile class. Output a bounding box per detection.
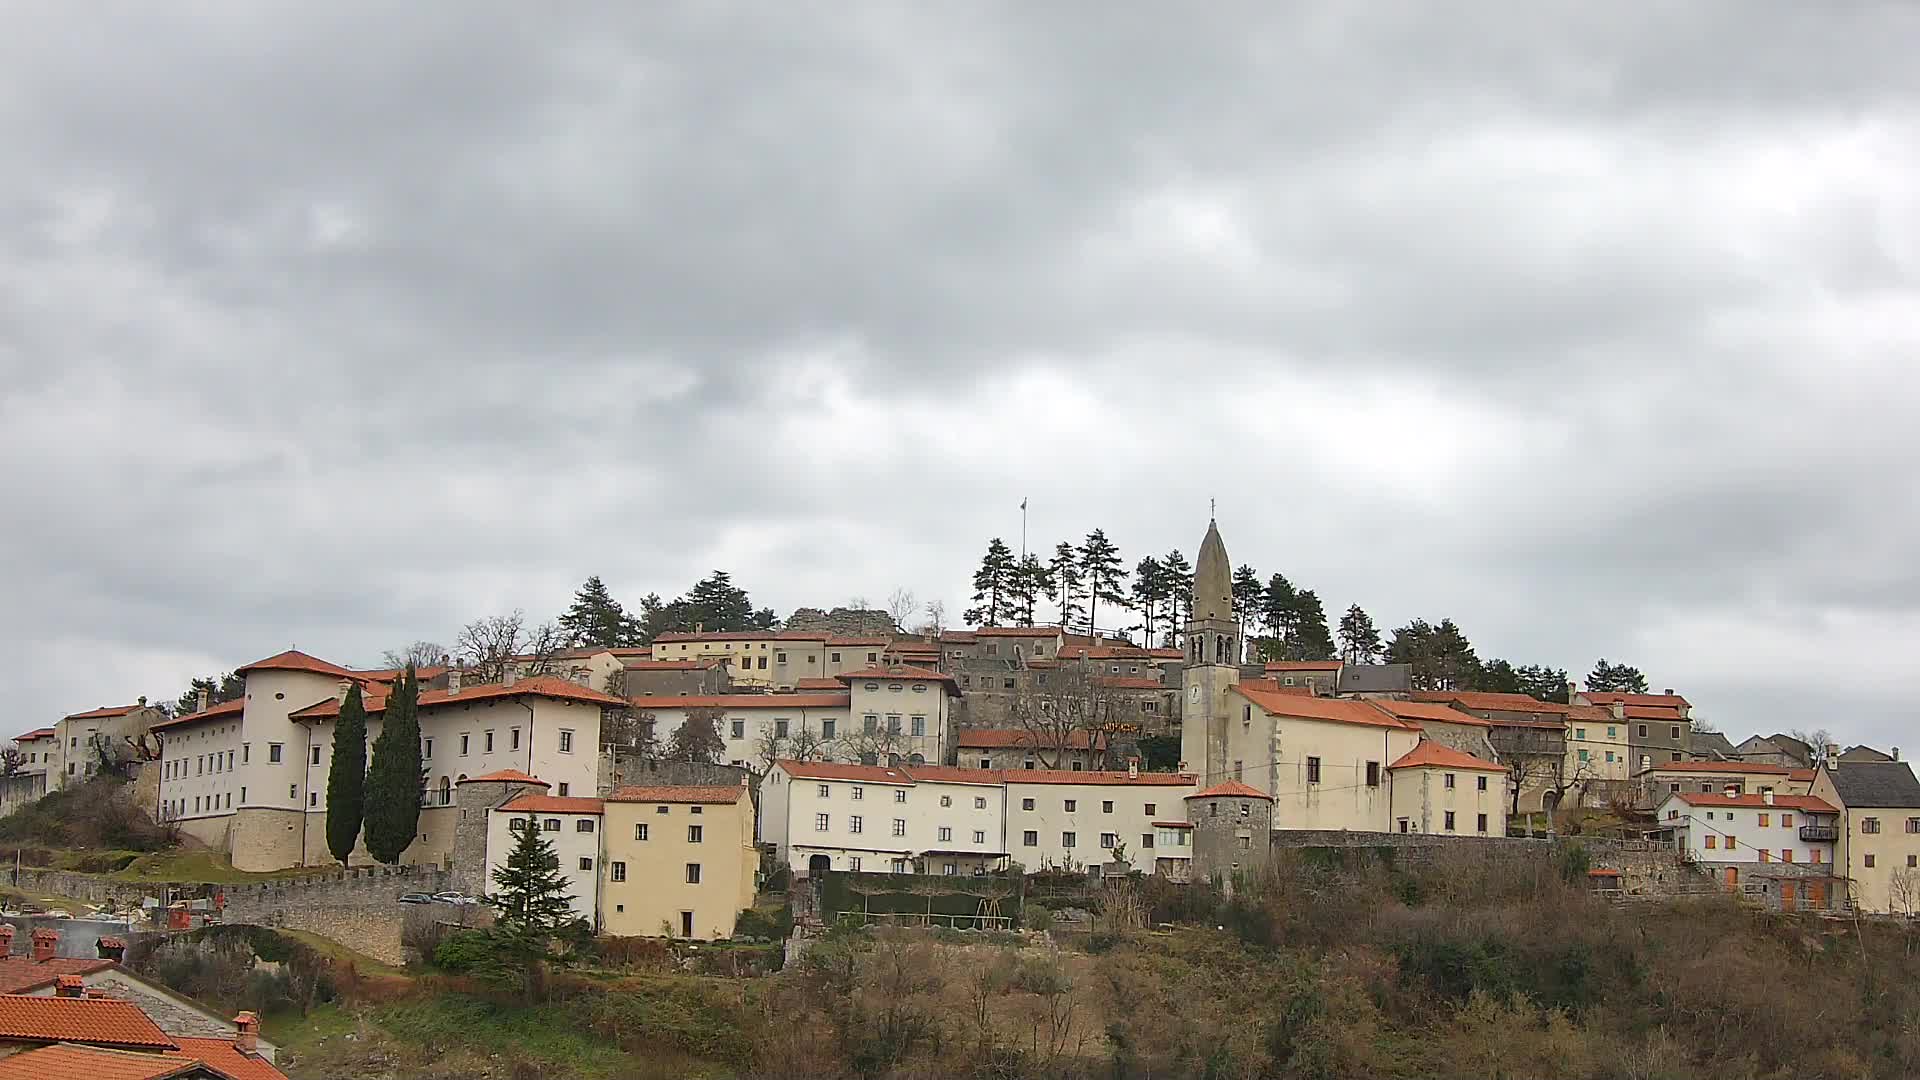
[1263,661,1343,672]
[1584,691,1691,709]
[604,785,748,805]
[1366,700,1492,727]
[148,699,245,732]
[1645,760,1792,775]
[61,705,144,722]
[1389,741,1507,773]
[1412,691,1573,715]
[900,765,1005,785]
[456,770,549,787]
[0,1044,205,1080]
[823,636,891,647]
[1622,705,1686,720]
[1670,792,1837,812]
[171,1037,289,1080]
[1232,686,1420,731]
[1147,648,1184,659]
[792,678,844,691]
[13,728,56,742]
[289,676,625,720]
[953,729,1101,750]
[499,795,604,814]
[620,693,850,710]
[834,665,960,693]
[0,957,117,995]
[232,649,356,679]
[1005,769,1195,787]
[775,760,913,784]
[1187,780,1272,800]
[972,627,1063,638]
[0,994,176,1049]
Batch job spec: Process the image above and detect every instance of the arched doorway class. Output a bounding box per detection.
[808,854,831,878]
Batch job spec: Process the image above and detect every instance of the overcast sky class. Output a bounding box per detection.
[4,3,1916,750]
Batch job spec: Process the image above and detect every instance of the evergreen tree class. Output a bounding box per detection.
[965,538,1017,626]
[324,682,369,865]
[488,817,579,935]
[173,672,244,716]
[1130,556,1168,645]
[1476,658,1524,694]
[1231,565,1263,628]
[1049,541,1084,630]
[1587,658,1649,694]
[1285,589,1335,661]
[1160,549,1193,646]
[666,710,726,763]
[1386,618,1481,692]
[363,666,423,864]
[1517,664,1571,704]
[557,575,639,648]
[1078,529,1127,636]
[1338,605,1383,665]
[1006,554,1052,627]
[684,571,758,631]
[1261,573,1297,645]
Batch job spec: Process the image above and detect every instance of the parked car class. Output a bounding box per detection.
[397,892,434,905]
[431,891,480,906]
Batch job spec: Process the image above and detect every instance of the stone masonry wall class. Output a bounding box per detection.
[1269,830,1699,897]
[220,864,448,966]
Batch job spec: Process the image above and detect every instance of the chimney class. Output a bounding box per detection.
[55,974,84,997]
[1723,784,1739,799]
[1826,743,1841,763]
[1763,790,1774,805]
[1664,688,1675,697]
[1566,680,1578,703]
[137,696,147,707]
[1894,747,1901,762]
[504,666,518,688]
[1610,703,1625,720]
[197,688,210,714]
[233,1011,259,1055]
[95,935,126,962]
[32,927,58,962]
[83,988,110,999]
[447,666,462,696]
[1128,757,1140,779]
[0,924,15,955]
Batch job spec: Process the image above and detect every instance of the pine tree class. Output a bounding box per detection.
[1338,604,1383,665]
[488,816,579,935]
[324,682,369,864]
[557,575,639,648]
[1231,565,1263,628]
[1286,589,1335,661]
[1517,664,1571,704]
[1261,573,1297,646]
[1007,554,1052,627]
[685,571,758,631]
[1078,529,1127,637]
[666,709,726,763]
[965,538,1017,626]
[1587,659,1649,694]
[1049,542,1084,630]
[174,672,244,716]
[363,666,423,864]
[1160,549,1193,646]
[1130,556,1167,645]
[1476,658,1523,694]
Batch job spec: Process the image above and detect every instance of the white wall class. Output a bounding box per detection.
[157,716,246,822]
[764,766,1004,875]
[1225,711,1420,831]
[486,807,602,926]
[1005,777,1195,872]
[1657,794,1836,866]
[637,702,850,769]
[1388,765,1506,835]
[846,677,952,765]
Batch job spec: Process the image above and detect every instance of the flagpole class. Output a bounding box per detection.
[1020,498,1028,561]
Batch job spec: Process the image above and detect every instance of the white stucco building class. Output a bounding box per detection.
[1386,741,1509,836]
[624,692,851,769]
[1658,790,1840,869]
[1003,768,1198,872]
[762,760,1008,877]
[487,793,605,928]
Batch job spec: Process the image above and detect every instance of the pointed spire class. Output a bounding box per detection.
[1192,518,1232,623]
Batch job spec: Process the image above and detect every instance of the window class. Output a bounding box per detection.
[1705,835,1717,850]
[1102,800,1115,813]
[268,743,283,763]
[756,656,767,670]
[849,857,862,871]
[864,715,878,734]
[1062,832,1077,848]
[635,823,649,840]
[1638,725,1648,738]
[1863,817,1882,834]
[1671,726,1680,740]
[1142,833,1155,848]
[1306,757,1321,784]
[815,813,830,832]
[974,796,987,809]
[685,864,702,884]
[484,731,495,753]
[460,734,470,756]
[240,786,245,801]
[1605,752,1614,763]
[892,819,906,837]
[242,743,250,763]
[1101,833,1118,849]
[893,790,907,804]
[1908,818,1920,834]
[1476,775,1489,792]
[288,785,297,799]
[1781,849,1794,863]
[1476,814,1488,833]
[731,720,746,739]
[1909,855,1918,868]
[1023,830,1038,846]
[688,824,703,843]
[311,745,322,765]
[1810,849,1823,864]
[1578,749,1590,762]
[817,784,831,798]
[610,862,626,882]
[851,786,864,801]
[558,730,574,753]
[1782,814,1793,828]
[887,715,901,734]
[1064,799,1077,812]
[940,795,952,807]
[509,727,521,751]
[775,719,789,739]
[1366,762,1381,787]
[849,815,863,834]
[1726,836,1736,850]
[973,829,985,844]
[577,819,595,833]
[1864,854,1876,868]
[1575,728,1586,740]
[579,857,593,871]
[1444,811,1456,832]
[544,818,561,832]
[1003,678,1015,689]
[1022,797,1035,811]
[938,826,952,842]
[558,783,570,796]
[822,720,836,740]
[423,738,433,759]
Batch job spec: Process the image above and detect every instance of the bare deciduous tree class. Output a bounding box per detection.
[1790,728,1836,765]
[886,588,917,632]
[381,640,447,670]
[0,747,24,777]
[915,599,947,639]
[840,719,910,767]
[455,611,566,684]
[1009,661,1116,769]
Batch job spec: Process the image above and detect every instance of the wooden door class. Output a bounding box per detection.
[1806,880,1826,909]
[1723,867,1738,890]
[1780,881,1796,911]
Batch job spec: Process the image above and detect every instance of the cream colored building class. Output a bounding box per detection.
[49,701,167,789]
[1004,768,1197,872]
[11,728,55,777]
[646,632,894,690]
[487,794,604,927]
[600,784,758,939]
[1810,760,1920,915]
[1387,741,1508,836]
[624,693,851,769]
[1214,683,1424,831]
[837,665,959,766]
[761,760,1009,877]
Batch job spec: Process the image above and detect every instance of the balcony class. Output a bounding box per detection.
[1799,825,1838,842]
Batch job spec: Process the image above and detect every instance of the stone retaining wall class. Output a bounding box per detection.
[1268,830,1698,896]
[219,864,448,966]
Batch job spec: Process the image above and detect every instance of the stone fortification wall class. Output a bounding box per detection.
[219,864,448,966]
[1268,830,1696,897]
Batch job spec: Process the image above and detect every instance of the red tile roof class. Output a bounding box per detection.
[149,699,245,733]
[824,636,891,647]
[621,693,851,711]
[834,665,960,694]
[0,994,176,1049]
[289,676,626,720]
[954,729,1101,750]
[774,760,912,784]
[499,795,604,814]
[1622,705,1686,720]
[348,665,449,684]
[1671,792,1837,812]
[621,659,727,671]
[650,631,828,643]
[170,1037,289,1080]
[1263,661,1343,673]
[1232,685,1420,731]
[1187,779,1272,800]
[1584,691,1690,709]
[1366,700,1492,728]
[1413,691,1572,716]
[1059,644,1159,661]
[1147,648,1184,659]
[792,678,844,691]
[0,1044,202,1080]
[1788,768,1816,783]
[1091,677,1165,690]
[13,728,55,742]
[937,630,977,643]
[0,957,117,995]
[456,770,548,787]
[1389,741,1507,773]
[897,765,1005,786]
[61,706,144,722]
[232,649,356,679]
[973,627,1063,638]
[1004,769,1195,787]
[1646,760,1792,775]
[605,785,749,805]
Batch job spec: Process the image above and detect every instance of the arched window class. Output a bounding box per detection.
[438,776,451,805]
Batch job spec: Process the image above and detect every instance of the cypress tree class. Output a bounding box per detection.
[363,665,423,864]
[324,682,369,864]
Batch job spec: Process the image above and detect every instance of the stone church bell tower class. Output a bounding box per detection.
[1179,518,1241,785]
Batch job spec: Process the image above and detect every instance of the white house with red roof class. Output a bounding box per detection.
[622,692,851,769]
[835,665,959,767]
[1387,742,1509,836]
[763,760,1009,877]
[487,793,605,928]
[1003,766,1197,873]
[1657,790,1840,869]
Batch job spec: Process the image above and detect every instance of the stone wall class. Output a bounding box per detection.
[1267,830,1698,897]
[219,864,448,966]
[0,772,46,814]
[782,607,900,636]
